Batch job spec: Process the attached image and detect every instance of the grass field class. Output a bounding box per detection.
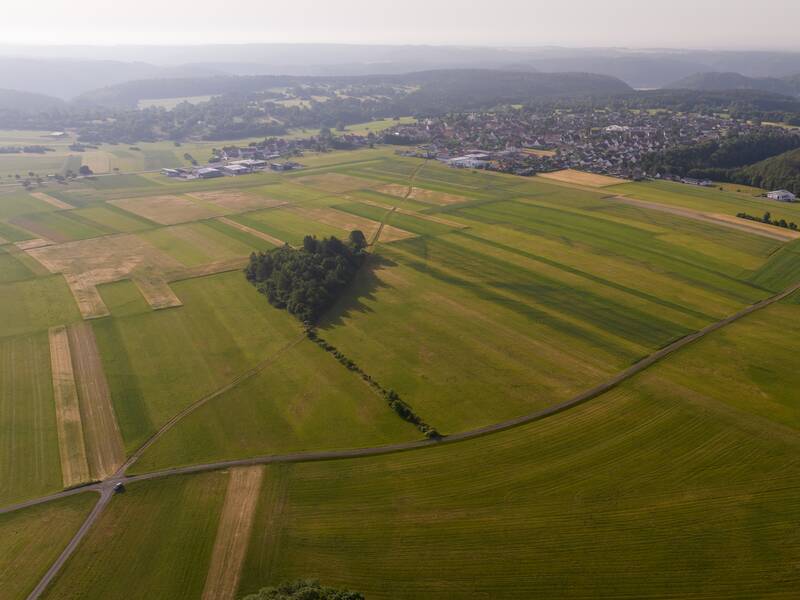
[608,179,800,224]
[3,147,800,597]
[0,332,63,506]
[0,275,80,339]
[235,304,800,598]
[0,493,97,599]
[132,337,419,473]
[44,473,228,600]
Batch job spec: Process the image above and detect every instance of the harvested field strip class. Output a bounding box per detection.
[539,168,625,188]
[64,273,110,320]
[609,195,799,241]
[134,277,183,311]
[110,195,224,225]
[217,217,285,247]
[295,173,378,193]
[67,322,125,480]
[288,206,415,243]
[202,466,265,600]
[376,184,470,206]
[189,190,289,212]
[140,223,255,267]
[48,326,90,487]
[15,238,53,250]
[231,209,357,246]
[30,192,74,210]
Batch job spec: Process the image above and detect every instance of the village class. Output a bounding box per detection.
[159,108,798,202]
[381,107,781,179]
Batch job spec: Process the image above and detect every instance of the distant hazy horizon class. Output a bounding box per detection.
[3,0,799,51]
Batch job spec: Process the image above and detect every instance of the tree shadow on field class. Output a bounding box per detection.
[318,253,397,330]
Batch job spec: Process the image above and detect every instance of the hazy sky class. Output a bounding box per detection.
[3,0,799,50]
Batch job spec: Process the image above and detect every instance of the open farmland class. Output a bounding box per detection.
[0,493,97,599]
[43,473,228,600]
[2,147,800,599]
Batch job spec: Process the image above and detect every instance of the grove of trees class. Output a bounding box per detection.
[244,231,368,324]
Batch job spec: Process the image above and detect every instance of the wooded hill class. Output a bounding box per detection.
[666,72,800,98]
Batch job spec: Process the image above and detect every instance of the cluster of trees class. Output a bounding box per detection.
[737,211,798,230]
[736,148,800,195]
[641,130,800,178]
[307,329,440,439]
[243,580,364,600]
[245,232,368,324]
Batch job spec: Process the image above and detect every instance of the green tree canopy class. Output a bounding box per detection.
[242,579,364,600]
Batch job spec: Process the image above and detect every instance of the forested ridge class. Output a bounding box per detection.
[642,130,800,193]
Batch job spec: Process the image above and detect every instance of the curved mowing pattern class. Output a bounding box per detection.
[239,375,800,599]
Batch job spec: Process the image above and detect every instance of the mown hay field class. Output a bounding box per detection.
[43,473,228,600]
[234,369,800,599]
[0,332,63,506]
[45,299,800,600]
[0,493,98,598]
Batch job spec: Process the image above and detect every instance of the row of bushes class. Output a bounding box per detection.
[737,211,799,230]
[306,329,440,439]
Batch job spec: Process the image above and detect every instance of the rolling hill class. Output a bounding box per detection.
[736,147,800,194]
[666,71,800,97]
[0,88,65,112]
[77,69,632,109]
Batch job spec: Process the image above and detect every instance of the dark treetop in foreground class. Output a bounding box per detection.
[245,231,368,324]
[242,579,364,600]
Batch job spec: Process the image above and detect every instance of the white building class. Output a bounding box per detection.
[767,189,797,202]
[448,153,491,169]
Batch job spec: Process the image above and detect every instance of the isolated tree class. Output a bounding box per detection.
[348,230,367,250]
[79,165,93,176]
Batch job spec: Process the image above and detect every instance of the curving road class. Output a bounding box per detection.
[11,279,800,598]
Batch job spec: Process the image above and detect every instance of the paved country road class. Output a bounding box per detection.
[12,278,800,599]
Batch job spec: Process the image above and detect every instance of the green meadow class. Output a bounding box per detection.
[2,147,800,598]
[0,332,63,506]
[43,474,227,600]
[0,493,97,598]
[235,301,800,599]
